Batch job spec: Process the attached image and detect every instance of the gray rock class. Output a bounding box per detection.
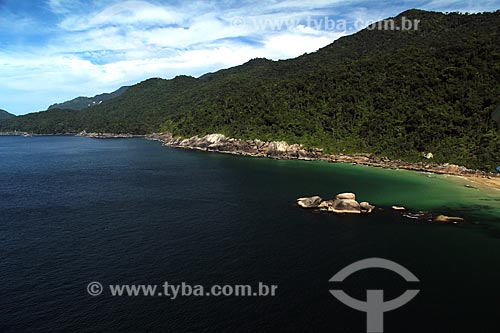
[336,193,356,200]
[297,196,323,208]
[318,200,334,208]
[434,215,465,223]
[295,192,374,215]
[360,202,375,213]
[330,199,361,214]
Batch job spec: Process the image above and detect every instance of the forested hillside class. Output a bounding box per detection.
[47,86,130,111]
[2,9,500,170]
[0,109,14,120]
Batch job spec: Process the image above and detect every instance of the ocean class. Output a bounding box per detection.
[0,135,499,332]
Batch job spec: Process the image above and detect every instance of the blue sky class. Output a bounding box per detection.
[1,0,500,115]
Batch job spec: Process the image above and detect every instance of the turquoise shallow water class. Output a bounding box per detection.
[0,136,499,332]
[280,160,500,223]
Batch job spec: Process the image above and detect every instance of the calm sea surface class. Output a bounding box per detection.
[0,136,499,332]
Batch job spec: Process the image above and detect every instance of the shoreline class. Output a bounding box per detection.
[2,131,499,190]
[146,133,500,191]
[75,131,143,139]
[0,131,144,138]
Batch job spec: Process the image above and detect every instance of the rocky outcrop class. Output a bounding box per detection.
[330,198,361,214]
[78,131,142,138]
[148,133,327,160]
[360,202,375,213]
[296,193,468,225]
[147,133,500,181]
[318,200,334,209]
[433,215,465,224]
[402,212,467,225]
[297,196,323,208]
[336,193,356,200]
[297,193,375,215]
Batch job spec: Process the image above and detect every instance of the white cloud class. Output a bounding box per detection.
[1,0,353,114]
[261,33,339,59]
[59,1,187,31]
[424,0,500,12]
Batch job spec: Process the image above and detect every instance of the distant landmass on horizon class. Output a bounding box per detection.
[47,86,130,111]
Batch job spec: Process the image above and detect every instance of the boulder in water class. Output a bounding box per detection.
[297,196,323,208]
[297,192,374,215]
[434,215,465,224]
[330,199,361,214]
[335,193,356,200]
[318,200,334,209]
[360,202,375,213]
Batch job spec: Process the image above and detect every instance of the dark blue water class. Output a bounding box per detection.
[0,136,499,332]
